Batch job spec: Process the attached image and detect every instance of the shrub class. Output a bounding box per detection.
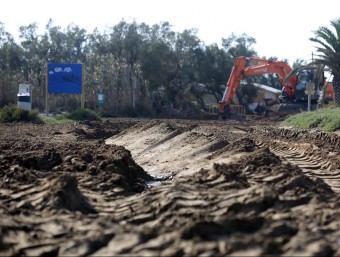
[66,108,101,121]
[40,115,73,124]
[0,105,42,123]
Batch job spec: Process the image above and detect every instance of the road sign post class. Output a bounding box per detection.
[46,63,83,115]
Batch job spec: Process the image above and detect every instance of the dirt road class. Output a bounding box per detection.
[0,118,339,256]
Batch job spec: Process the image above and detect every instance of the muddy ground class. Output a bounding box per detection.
[0,117,339,256]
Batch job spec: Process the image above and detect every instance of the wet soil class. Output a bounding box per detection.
[0,118,339,256]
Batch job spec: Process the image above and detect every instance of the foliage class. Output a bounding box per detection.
[310,18,340,106]
[292,59,307,69]
[0,18,299,117]
[40,115,73,124]
[65,108,101,121]
[0,104,42,123]
[281,106,340,132]
[222,33,257,59]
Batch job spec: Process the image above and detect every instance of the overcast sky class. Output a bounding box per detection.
[1,0,339,65]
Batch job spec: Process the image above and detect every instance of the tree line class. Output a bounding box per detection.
[0,19,305,117]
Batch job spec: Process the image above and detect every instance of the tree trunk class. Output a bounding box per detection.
[332,76,340,106]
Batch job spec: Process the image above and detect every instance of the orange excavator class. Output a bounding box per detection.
[219,56,334,119]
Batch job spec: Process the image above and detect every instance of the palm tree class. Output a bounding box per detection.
[310,19,340,106]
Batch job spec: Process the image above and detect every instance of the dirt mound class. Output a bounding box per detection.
[253,126,340,174]
[255,126,340,151]
[0,122,154,203]
[6,174,96,215]
[71,120,122,140]
[190,147,334,201]
[0,163,39,189]
[46,175,96,214]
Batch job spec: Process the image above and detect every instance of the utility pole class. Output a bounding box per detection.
[307,82,312,112]
[307,70,314,112]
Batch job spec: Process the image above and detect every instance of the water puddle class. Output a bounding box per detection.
[145,175,173,187]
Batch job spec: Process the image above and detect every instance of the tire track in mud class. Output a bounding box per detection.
[78,145,338,256]
[253,127,340,194]
[1,120,340,256]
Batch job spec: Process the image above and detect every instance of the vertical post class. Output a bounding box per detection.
[307,82,312,112]
[45,63,49,116]
[81,64,85,109]
[307,70,314,112]
[132,76,136,110]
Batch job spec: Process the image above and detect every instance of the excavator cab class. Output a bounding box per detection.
[281,67,323,103]
[294,70,312,102]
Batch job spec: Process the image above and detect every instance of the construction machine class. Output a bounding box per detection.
[218,56,334,119]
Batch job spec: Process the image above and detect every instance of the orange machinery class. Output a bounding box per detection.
[218,56,334,118]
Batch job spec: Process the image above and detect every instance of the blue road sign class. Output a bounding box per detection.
[48,63,82,94]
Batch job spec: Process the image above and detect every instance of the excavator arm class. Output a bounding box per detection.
[219,56,296,117]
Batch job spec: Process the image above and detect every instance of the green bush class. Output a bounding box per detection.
[281,106,340,132]
[0,105,42,123]
[40,115,73,124]
[66,108,101,121]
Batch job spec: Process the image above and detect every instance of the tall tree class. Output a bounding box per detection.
[19,23,49,110]
[0,22,22,106]
[222,33,257,59]
[194,43,230,102]
[310,18,340,105]
[123,21,144,110]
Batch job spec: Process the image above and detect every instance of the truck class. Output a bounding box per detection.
[218,56,334,119]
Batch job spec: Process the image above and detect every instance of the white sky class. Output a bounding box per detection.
[1,0,339,65]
